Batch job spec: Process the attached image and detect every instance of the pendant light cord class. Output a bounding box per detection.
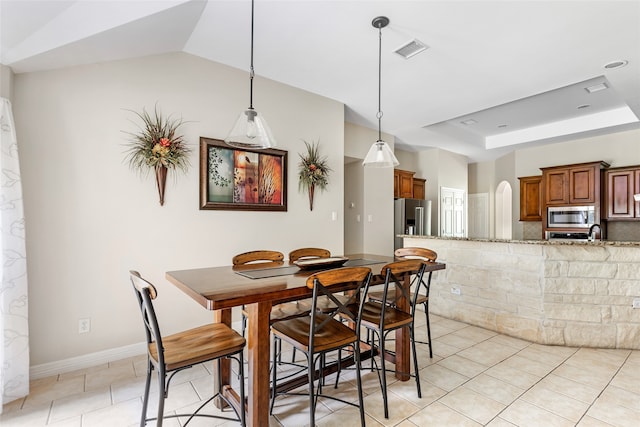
[249,0,255,110]
[377,23,383,142]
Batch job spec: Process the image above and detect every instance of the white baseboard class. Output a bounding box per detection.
[30,342,147,380]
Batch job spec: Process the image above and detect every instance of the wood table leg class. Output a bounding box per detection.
[245,301,272,427]
[213,308,233,408]
[394,274,411,381]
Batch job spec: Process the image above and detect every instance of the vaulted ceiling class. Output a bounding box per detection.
[2,0,639,162]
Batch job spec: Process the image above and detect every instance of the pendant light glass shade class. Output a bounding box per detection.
[225,108,276,149]
[363,16,399,168]
[225,0,276,149]
[363,140,399,167]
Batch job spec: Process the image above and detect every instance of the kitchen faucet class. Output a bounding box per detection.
[588,224,602,242]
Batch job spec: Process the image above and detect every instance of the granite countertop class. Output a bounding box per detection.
[399,234,640,247]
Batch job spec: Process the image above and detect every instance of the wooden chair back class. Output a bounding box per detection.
[288,247,331,262]
[129,270,163,366]
[306,267,372,332]
[232,250,284,265]
[394,247,437,262]
[376,260,427,314]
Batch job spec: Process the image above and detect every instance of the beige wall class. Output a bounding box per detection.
[344,122,395,255]
[13,52,346,365]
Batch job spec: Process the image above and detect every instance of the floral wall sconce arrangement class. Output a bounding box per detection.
[124,106,190,206]
[298,140,331,211]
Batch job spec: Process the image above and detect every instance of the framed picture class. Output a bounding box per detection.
[199,137,287,211]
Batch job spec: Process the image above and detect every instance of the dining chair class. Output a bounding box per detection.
[270,267,371,427]
[288,247,331,262]
[360,259,427,419]
[129,271,246,427]
[368,246,437,357]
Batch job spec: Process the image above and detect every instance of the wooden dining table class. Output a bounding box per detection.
[166,253,445,426]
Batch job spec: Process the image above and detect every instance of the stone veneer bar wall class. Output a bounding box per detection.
[403,236,640,349]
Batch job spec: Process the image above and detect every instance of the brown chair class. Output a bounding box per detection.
[129,271,246,426]
[270,267,371,427]
[234,250,310,338]
[360,260,427,419]
[288,247,331,262]
[368,246,437,357]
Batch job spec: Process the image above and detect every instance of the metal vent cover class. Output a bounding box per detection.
[394,39,428,59]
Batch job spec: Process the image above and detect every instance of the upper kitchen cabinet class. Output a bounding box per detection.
[605,166,640,219]
[394,169,426,199]
[519,176,542,221]
[541,161,609,206]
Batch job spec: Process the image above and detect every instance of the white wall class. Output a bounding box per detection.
[13,52,346,365]
[1,64,12,99]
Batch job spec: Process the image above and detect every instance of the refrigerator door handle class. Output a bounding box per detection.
[415,206,424,235]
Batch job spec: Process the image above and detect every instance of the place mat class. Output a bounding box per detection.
[235,258,383,279]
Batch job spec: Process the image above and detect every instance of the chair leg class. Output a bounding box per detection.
[308,355,316,427]
[270,335,279,414]
[354,344,366,427]
[424,301,433,358]
[379,332,389,419]
[237,354,246,426]
[410,324,422,398]
[156,365,166,427]
[140,359,152,427]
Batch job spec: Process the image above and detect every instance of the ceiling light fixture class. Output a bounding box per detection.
[363,16,399,168]
[577,104,591,109]
[461,119,478,126]
[225,0,276,149]
[585,82,608,93]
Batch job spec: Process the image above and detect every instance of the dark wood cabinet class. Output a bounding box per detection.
[541,161,608,206]
[394,169,425,199]
[605,167,640,219]
[519,176,542,221]
[412,178,426,200]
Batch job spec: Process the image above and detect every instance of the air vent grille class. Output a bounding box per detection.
[394,39,428,59]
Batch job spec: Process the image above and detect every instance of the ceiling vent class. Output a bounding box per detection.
[394,39,428,59]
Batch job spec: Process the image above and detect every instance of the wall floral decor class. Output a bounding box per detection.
[298,140,330,211]
[124,105,190,206]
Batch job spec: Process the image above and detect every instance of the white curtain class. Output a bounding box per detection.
[0,97,29,412]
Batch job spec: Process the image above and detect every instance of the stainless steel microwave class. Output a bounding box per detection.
[547,206,595,228]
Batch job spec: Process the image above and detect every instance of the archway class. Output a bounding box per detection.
[495,180,512,239]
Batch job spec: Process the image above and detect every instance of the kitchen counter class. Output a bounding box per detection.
[398,234,640,246]
[402,235,640,349]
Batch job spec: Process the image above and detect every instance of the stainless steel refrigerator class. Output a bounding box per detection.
[394,198,432,251]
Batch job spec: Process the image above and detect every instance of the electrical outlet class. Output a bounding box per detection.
[79,318,91,334]
[632,299,640,309]
[451,287,461,295]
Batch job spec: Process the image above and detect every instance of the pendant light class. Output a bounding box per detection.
[225,0,276,149]
[363,16,399,168]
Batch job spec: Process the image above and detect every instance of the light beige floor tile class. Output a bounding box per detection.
[58,364,107,381]
[437,332,480,350]
[0,396,25,413]
[0,401,51,427]
[431,340,463,358]
[486,334,531,350]
[457,341,520,366]
[499,399,575,427]
[387,377,447,408]
[420,364,470,392]
[408,401,482,426]
[437,354,488,378]
[553,362,617,389]
[609,363,640,394]
[565,348,630,370]
[486,418,518,426]
[521,384,590,422]
[144,381,203,415]
[585,396,640,427]
[463,373,525,406]
[536,374,602,404]
[23,375,86,409]
[576,415,617,427]
[168,397,243,426]
[85,361,136,391]
[48,416,82,426]
[110,374,155,404]
[271,388,333,427]
[485,362,542,390]
[452,325,498,342]
[596,385,640,412]
[516,345,573,367]
[49,386,112,424]
[439,386,506,424]
[393,421,420,427]
[317,404,384,427]
[432,318,469,332]
[363,389,420,426]
[81,397,142,427]
[499,354,558,377]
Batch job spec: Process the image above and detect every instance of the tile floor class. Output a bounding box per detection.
[2,313,639,426]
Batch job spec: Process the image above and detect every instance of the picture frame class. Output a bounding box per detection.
[199,137,287,211]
